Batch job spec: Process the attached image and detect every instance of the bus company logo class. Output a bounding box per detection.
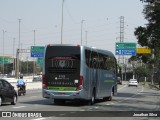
[2,112,12,117]
[59,60,65,68]
[55,60,73,68]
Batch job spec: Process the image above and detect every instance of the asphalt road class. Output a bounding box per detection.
[0,82,159,120]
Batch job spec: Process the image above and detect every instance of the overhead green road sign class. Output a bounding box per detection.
[0,58,14,64]
[37,58,44,67]
[31,46,45,52]
[115,42,137,56]
[116,42,136,49]
[31,46,45,57]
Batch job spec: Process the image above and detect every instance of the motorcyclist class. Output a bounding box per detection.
[16,74,26,91]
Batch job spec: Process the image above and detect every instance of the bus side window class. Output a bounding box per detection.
[99,54,104,69]
[85,50,91,68]
[91,52,99,69]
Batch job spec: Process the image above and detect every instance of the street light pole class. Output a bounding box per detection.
[61,0,64,44]
[85,31,88,46]
[33,30,36,79]
[13,38,15,74]
[2,30,6,74]
[81,20,85,45]
[16,19,21,78]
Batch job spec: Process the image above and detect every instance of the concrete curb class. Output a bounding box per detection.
[143,83,160,90]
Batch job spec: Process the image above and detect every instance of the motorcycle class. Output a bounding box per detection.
[17,85,26,96]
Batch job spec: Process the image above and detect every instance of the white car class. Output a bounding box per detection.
[128,79,138,87]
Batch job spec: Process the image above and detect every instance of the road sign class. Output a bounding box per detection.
[115,42,136,56]
[0,56,11,58]
[31,46,45,52]
[0,58,14,64]
[31,52,44,57]
[136,48,151,54]
[116,42,136,49]
[31,46,45,58]
[37,58,43,68]
[116,49,136,56]
[19,49,30,53]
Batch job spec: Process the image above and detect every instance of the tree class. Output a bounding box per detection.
[135,1,160,86]
[135,2,160,66]
[134,65,151,82]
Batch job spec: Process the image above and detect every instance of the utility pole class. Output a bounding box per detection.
[151,49,154,85]
[13,38,15,75]
[120,16,124,43]
[16,19,21,78]
[85,31,88,46]
[33,30,36,79]
[81,20,85,45]
[2,30,6,74]
[119,16,125,80]
[61,0,64,44]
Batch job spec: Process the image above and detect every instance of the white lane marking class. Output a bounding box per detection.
[94,106,99,109]
[30,96,38,98]
[105,102,114,105]
[119,86,144,102]
[59,113,66,116]
[118,84,127,90]
[108,85,144,105]
[12,106,26,109]
[31,118,46,120]
[79,109,85,111]
[105,104,110,105]
[70,111,76,114]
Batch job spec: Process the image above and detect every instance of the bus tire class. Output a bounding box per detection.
[89,89,95,105]
[103,87,114,101]
[108,89,114,101]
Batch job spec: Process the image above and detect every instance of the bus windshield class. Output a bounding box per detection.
[45,46,80,91]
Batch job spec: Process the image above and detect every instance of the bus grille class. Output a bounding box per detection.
[48,67,77,74]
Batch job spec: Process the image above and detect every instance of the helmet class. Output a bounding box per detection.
[20,74,23,79]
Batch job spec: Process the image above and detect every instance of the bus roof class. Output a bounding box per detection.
[45,44,114,57]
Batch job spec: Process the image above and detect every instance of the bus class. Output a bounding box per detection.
[42,44,118,105]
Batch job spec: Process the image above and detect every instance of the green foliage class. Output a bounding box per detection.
[134,65,151,77]
[0,61,42,75]
[128,54,151,64]
[135,2,160,49]
[134,2,160,68]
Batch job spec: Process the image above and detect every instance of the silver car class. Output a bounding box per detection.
[128,79,138,87]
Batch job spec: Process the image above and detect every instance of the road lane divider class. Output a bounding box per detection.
[118,84,127,91]
[30,96,38,98]
[31,118,46,120]
[117,85,144,102]
[12,106,26,109]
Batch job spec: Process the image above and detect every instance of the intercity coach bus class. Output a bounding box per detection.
[42,44,118,105]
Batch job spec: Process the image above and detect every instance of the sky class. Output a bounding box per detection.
[0,0,147,59]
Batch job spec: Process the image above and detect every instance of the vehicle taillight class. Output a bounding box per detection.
[42,74,47,89]
[77,45,80,47]
[77,76,83,90]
